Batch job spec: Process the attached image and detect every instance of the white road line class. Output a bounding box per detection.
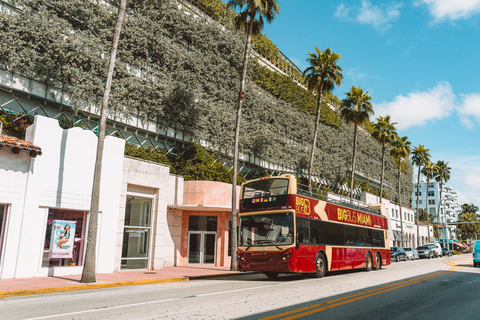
[25,281,293,319]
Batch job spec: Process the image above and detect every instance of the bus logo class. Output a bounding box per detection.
[296,197,310,216]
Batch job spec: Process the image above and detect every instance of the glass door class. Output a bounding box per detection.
[188,231,217,265]
[121,196,152,269]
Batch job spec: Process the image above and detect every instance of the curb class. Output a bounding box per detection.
[0,272,245,299]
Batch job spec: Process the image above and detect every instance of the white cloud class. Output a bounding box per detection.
[458,93,480,128]
[335,1,402,32]
[374,82,456,130]
[416,0,480,21]
[443,154,480,207]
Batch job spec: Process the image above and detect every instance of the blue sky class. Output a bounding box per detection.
[256,0,480,209]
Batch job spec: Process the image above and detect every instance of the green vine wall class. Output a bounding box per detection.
[0,0,413,203]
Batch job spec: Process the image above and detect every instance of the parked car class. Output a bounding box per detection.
[474,240,480,267]
[403,247,419,260]
[425,243,442,257]
[416,245,435,259]
[390,247,407,262]
[442,247,453,257]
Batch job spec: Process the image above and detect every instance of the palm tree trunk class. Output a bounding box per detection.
[308,87,323,193]
[436,181,443,245]
[426,177,431,242]
[415,167,421,247]
[398,161,404,247]
[349,124,358,203]
[379,140,385,204]
[231,19,253,272]
[81,0,126,283]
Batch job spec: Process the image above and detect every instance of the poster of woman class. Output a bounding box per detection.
[49,220,76,259]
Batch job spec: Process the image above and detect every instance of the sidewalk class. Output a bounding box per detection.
[0,266,241,298]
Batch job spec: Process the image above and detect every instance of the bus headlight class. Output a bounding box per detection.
[237,250,245,261]
[282,248,293,260]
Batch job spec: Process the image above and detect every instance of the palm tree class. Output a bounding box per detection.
[457,212,480,241]
[303,47,343,191]
[411,145,431,246]
[461,203,479,214]
[434,160,451,246]
[81,0,126,283]
[227,0,280,271]
[372,116,397,204]
[390,135,411,247]
[340,86,374,203]
[421,161,436,243]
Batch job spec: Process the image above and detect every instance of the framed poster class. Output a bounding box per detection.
[49,220,76,259]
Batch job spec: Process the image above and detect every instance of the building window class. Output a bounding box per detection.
[396,210,399,218]
[428,191,434,196]
[42,209,86,267]
[428,199,435,205]
[429,183,434,188]
[416,192,422,196]
[391,208,394,218]
[419,200,423,204]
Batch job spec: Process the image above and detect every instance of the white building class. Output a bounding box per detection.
[412,178,461,247]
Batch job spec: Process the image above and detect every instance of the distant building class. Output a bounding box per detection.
[412,176,461,247]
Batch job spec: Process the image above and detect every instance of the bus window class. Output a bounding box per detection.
[344,225,357,245]
[297,218,311,243]
[372,230,385,247]
[324,223,344,245]
[357,228,372,246]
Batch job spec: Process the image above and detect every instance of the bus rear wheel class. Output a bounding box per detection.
[264,272,279,278]
[374,252,382,270]
[366,252,373,271]
[315,253,327,278]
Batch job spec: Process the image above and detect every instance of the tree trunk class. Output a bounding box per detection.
[426,177,431,243]
[308,87,323,192]
[231,19,253,272]
[437,181,443,245]
[80,0,126,283]
[398,161,404,247]
[349,124,358,203]
[415,167,421,247]
[379,140,385,204]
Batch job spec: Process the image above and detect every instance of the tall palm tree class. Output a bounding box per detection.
[81,0,126,283]
[390,135,411,247]
[227,0,280,271]
[411,145,431,246]
[340,86,374,203]
[372,116,397,204]
[435,160,451,246]
[421,161,436,243]
[303,47,343,191]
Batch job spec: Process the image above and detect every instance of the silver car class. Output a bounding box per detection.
[403,247,419,260]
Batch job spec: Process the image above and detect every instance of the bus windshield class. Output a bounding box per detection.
[239,212,294,247]
[242,178,289,199]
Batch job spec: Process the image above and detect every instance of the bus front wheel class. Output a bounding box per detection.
[264,272,279,278]
[315,253,327,278]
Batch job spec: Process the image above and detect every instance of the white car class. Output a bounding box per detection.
[425,243,442,257]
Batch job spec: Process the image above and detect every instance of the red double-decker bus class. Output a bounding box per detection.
[236,175,391,278]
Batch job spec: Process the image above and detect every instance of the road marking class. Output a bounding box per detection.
[259,270,454,320]
[22,281,292,319]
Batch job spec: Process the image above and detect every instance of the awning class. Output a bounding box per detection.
[392,230,405,240]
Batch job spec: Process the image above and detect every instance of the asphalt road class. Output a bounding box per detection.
[1,255,477,320]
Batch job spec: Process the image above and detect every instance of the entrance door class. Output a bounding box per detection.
[188,231,217,265]
[121,196,152,269]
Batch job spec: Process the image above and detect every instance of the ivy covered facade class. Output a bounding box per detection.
[0,0,413,204]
